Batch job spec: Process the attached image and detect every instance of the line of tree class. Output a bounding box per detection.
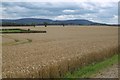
[1,22,67,27]
[1,22,36,26]
[1,22,114,27]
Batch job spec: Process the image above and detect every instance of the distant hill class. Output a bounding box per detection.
[1,18,108,26]
[54,19,95,25]
[2,18,53,24]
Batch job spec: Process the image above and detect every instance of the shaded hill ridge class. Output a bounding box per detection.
[1,18,104,25]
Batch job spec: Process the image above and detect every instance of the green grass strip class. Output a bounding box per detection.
[0,30,22,33]
[0,29,28,33]
[65,54,118,78]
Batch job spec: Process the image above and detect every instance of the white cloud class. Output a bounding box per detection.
[1,1,118,24]
[54,14,97,20]
[111,15,118,23]
[54,15,75,20]
[78,2,94,11]
[113,15,118,19]
[2,0,119,2]
[63,10,77,13]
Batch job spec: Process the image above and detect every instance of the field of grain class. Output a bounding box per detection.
[2,26,118,78]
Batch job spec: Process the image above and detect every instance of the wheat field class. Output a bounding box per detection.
[2,26,118,78]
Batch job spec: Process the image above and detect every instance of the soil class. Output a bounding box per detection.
[93,64,118,78]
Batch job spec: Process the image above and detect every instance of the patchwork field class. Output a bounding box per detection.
[2,26,118,78]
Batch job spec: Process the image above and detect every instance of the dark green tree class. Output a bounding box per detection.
[44,22,48,27]
[62,23,65,27]
[31,23,36,27]
[28,29,30,31]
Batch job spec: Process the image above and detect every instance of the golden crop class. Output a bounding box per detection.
[2,26,118,78]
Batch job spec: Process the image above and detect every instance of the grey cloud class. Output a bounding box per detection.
[1,2,118,24]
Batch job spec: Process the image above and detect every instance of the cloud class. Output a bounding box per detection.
[54,15,75,20]
[2,0,119,2]
[63,10,78,13]
[1,1,118,24]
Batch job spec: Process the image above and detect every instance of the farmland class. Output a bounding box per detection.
[2,26,118,78]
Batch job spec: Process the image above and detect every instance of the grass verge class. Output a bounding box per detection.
[0,29,46,33]
[64,54,118,78]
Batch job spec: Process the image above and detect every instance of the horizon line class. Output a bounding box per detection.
[1,18,118,25]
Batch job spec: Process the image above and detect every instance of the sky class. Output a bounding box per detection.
[1,0,119,24]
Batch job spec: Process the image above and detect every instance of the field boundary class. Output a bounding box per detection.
[64,54,118,78]
[0,29,47,34]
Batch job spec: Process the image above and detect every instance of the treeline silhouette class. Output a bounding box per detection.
[2,22,35,26]
[2,22,78,26]
[1,22,119,27]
